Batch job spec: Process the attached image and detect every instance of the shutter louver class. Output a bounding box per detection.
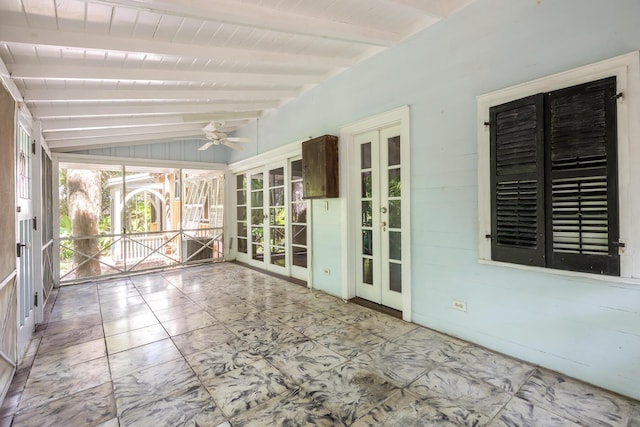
[545,77,619,275]
[490,94,545,266]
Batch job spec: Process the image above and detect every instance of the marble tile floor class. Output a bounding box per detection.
[1,263,639,427]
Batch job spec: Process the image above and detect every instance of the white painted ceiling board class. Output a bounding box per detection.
[0,0,475,151]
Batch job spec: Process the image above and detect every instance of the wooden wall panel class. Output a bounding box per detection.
[0,83,15,282]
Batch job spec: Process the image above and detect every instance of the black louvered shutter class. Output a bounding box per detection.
[490,94,545,266]
[544,77,619,275]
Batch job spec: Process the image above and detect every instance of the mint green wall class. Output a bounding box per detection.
[227,0,640,399]
[307,198,343,295]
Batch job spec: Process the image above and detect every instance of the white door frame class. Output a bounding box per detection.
[264,161,289,275]
[31,121,46,324]
[228,140,310,283]
[15,116,35,356]
[288,155,311,281]
[340,106,412,321]
[243,166,265,268]
[243,162,289,275]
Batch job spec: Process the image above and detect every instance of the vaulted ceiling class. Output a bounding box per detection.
[0,0,474,152]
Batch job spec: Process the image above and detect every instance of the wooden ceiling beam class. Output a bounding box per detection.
[40,113,258,132]
[22,88,298,103]
[44,122,212,141]
[31,101,278,119]
[8,64,321,86]
[0,25,353,68]
[97,0,400,46]
[47,128,207,150]
[382,0,472,18]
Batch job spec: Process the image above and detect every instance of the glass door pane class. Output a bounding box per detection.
[361,142,374,285]
[354,131,381,305]
[268,167,286,267]
[250,172,265,261]
[236,174,248,255]
[380,127,403,309]
[290,159,308,271]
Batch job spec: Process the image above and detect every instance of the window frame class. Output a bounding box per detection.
[478,51,640,281]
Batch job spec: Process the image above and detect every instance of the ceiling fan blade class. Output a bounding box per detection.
[198,141,214,151]
[222,140,244,151]
[226,137,252,143]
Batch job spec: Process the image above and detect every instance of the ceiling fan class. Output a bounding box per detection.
[198,122,251,151]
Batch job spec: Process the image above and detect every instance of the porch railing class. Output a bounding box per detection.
[113,233,166,263]
[59,227,224,283]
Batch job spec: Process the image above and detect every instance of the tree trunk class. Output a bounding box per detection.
[67,169,101,277]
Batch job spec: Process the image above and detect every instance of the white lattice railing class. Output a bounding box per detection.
[59,228,224,283]
[114,234,166,263]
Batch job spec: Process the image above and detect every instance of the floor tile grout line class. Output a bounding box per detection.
[7,284,67,418]
[156,271,252,425]
[11,282,109,424]
[111,272,218,425]
[97,277,121,426]
[483,367,538,426]
[10,264,640,426]
[164,269,358,423]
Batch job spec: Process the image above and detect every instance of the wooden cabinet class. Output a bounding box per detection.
[302,135,339,199]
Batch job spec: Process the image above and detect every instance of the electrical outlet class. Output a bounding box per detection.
[452,300,467,312]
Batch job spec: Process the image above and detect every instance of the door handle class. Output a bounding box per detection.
[381,206,388,214]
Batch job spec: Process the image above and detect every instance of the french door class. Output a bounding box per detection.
[235,158,309,280]
[245,163,287,274]
[16,123,34,356]
[354,125,404,311]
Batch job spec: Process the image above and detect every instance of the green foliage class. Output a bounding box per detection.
[125,194,152,233]
[388,166,401,197]
[59,215,71,237]
[59,214,73,263]
[58,169,69,218]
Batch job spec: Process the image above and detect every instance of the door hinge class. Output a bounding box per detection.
[31,141,36,155]
[34,292,38,307]
[16,243,25,257]
[33,216,37,231]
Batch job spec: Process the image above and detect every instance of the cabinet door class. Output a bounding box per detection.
[302,135,339,199]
